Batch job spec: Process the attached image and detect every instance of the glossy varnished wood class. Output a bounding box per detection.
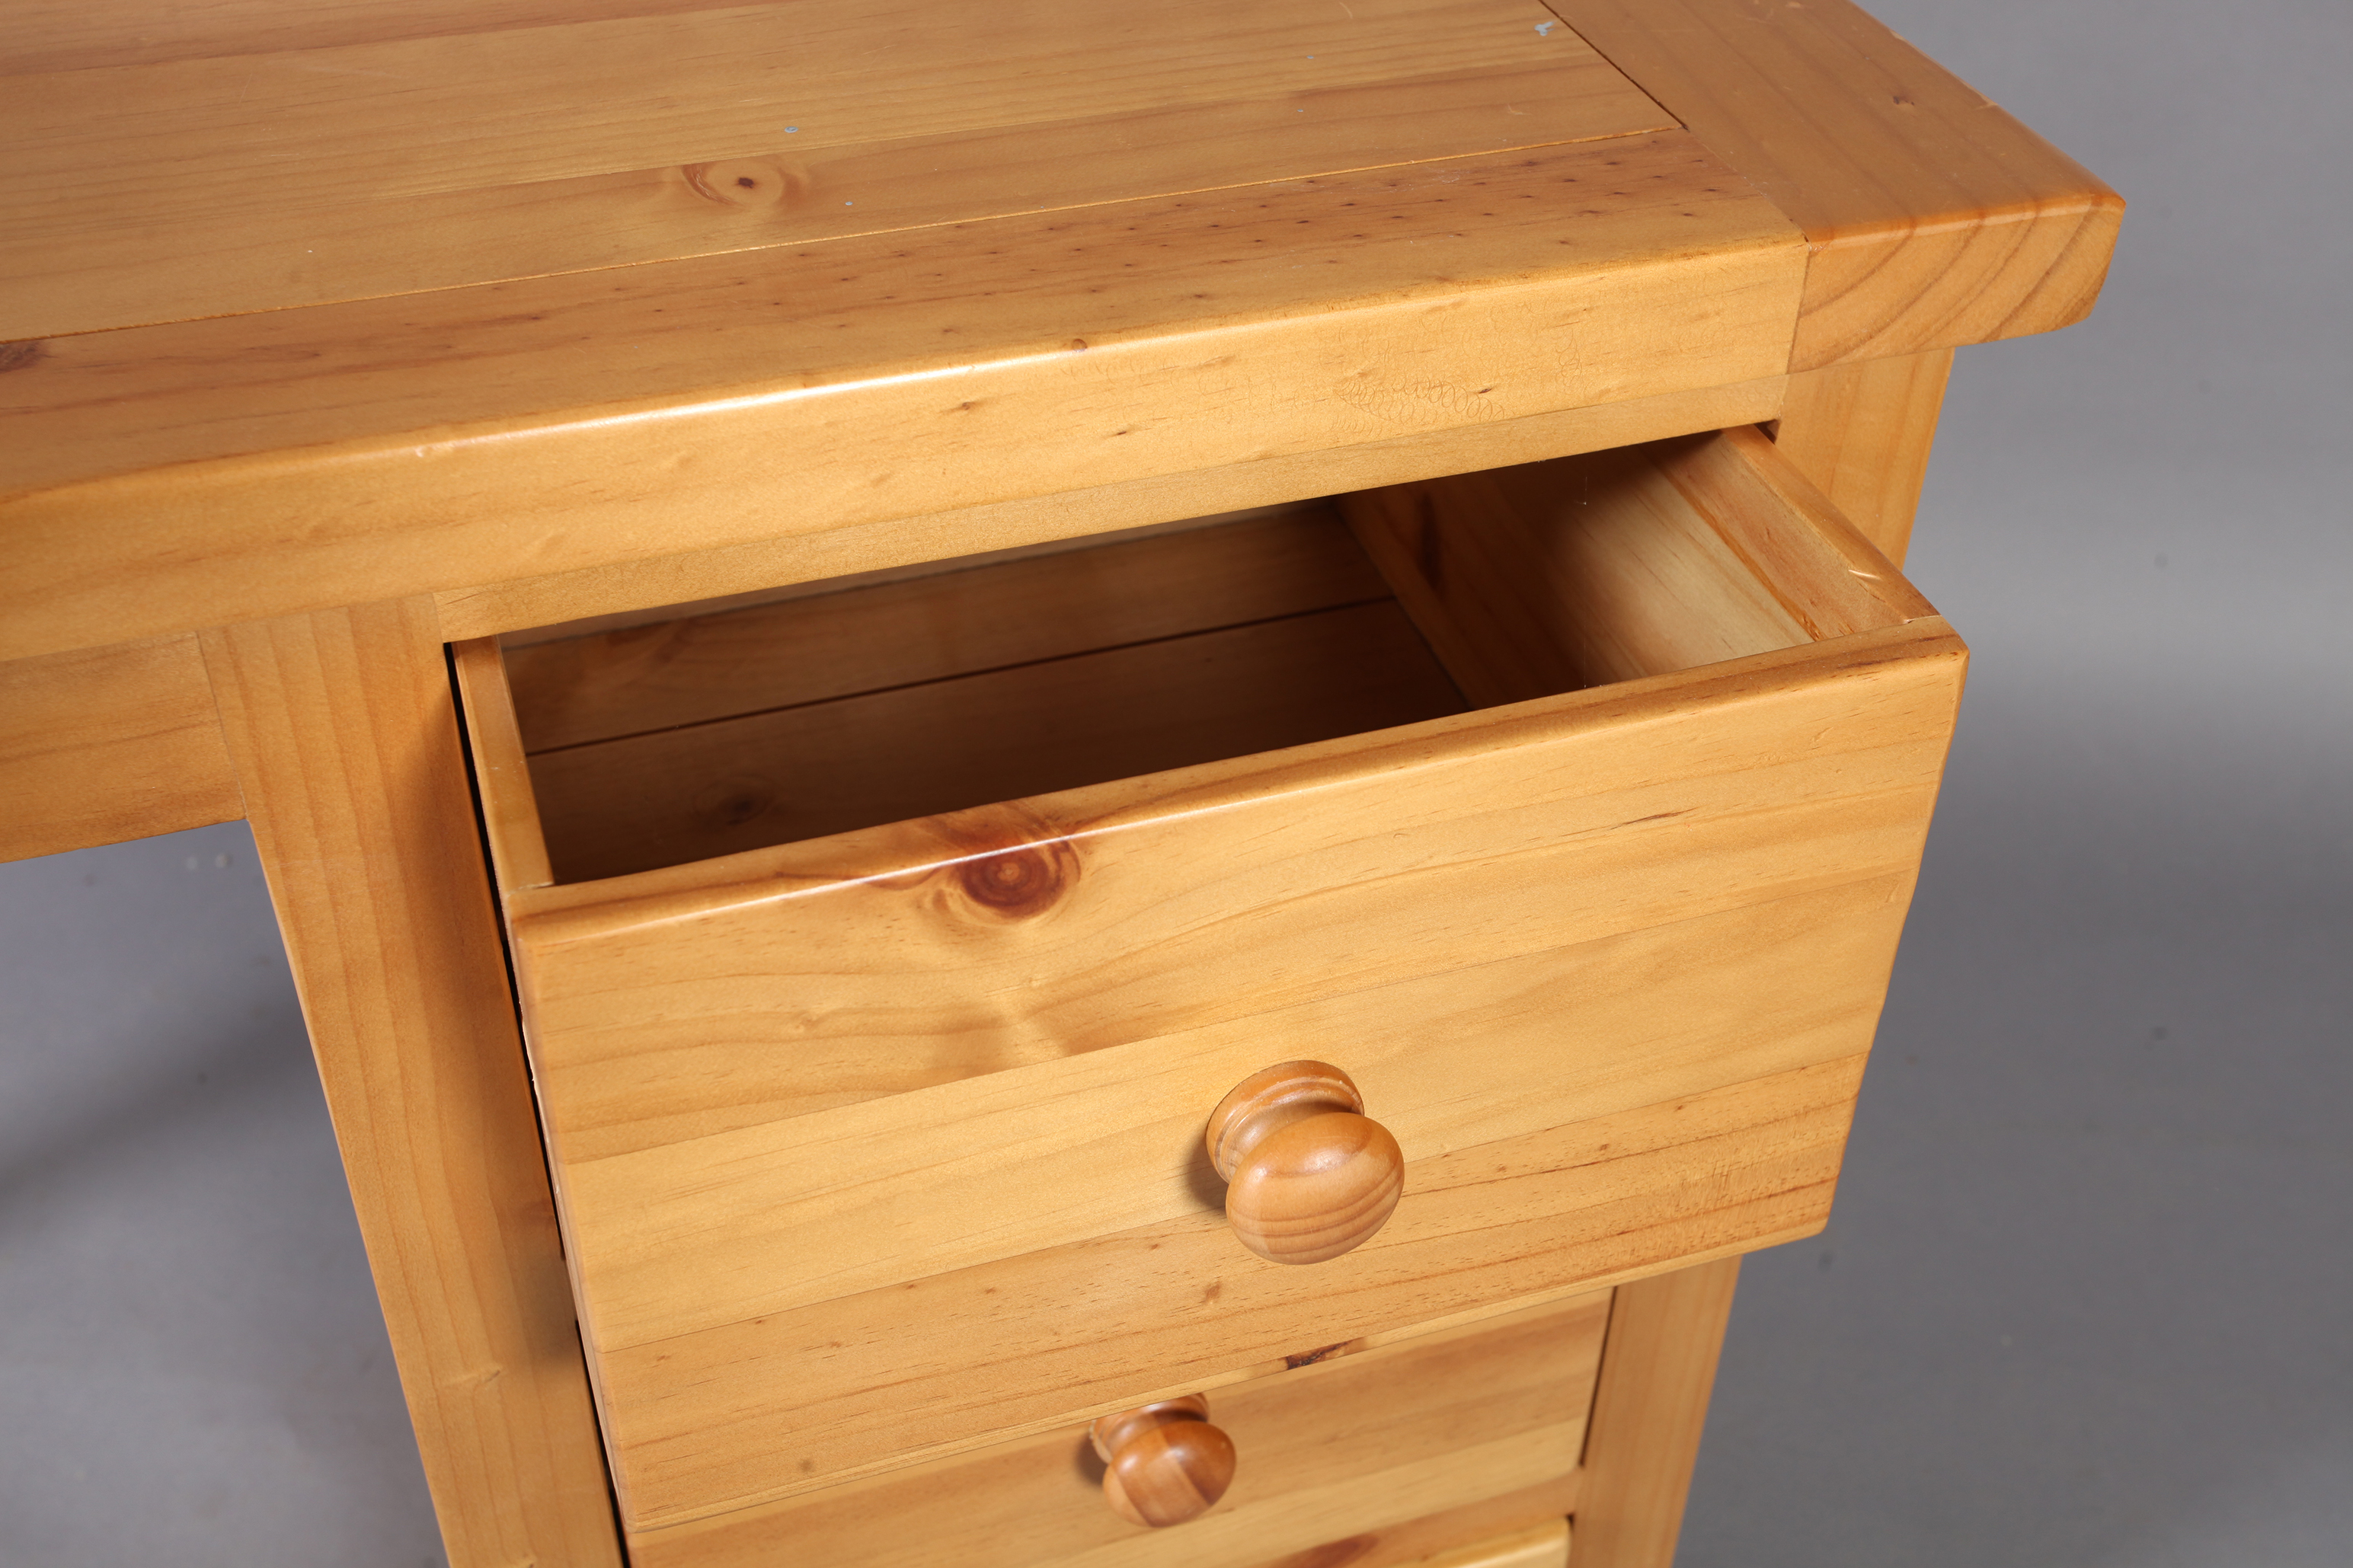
[529,598,1464,881]
[1773,350,1954,567]
[502,509,1467,882]
[0,634,241,862]
[430,377,1792,643]
[1657,425,1938,636]
[501,506,1388,752]
[1571,1257,1741,1568]
[1338,423,1928,711]
[0,0,2118,677]
[449,637,555,893]
[2,0,1670,340]
[1418,1520,1572,1568]
[1549,0,2124,368]
[1092,1396,1239,1528]
[198,601,619,1567]
[0,133,1804,662]
[622,1293,1603,1567]
[1209,1062,1407,1266]
[1255,1498,1571,1568]
[1,7,2118,1563]
[1341,444,1806,705]
[465,436,1964,1527]
[572,943,1869,1524]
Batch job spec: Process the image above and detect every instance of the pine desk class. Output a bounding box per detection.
[0,4,2116,1563]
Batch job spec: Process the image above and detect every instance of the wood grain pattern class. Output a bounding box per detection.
[1569,1257,1741,1568]
[12,0,1040,74]
[495,635,1961,1522]
[502,613,1960,1151]
[623,1293,1603,1568]
[1547,0,2124,367]
[554,870,1913,1342]
[503,505,1384,752]
[1773,349,1953,566]
[1093,1397,1239,1528]
[1341,446,1807,706]
[11,131,1783,501]
[199,601,620,1568]
[1209,1062,1407,1266]
[432,375,1792,643]
[1404,1520,1571,1568]
[497,505,1468,881]
[527,596,1465,882]
[1653,426,1936,635]
[0,634,241,862]
[3,0,1669,340]
[1341,426,1928,708]
[467,440,1963,1525]
[1244,1491,1572,1568]
[595,1052,1857,1525]
[5,0,751,73]
[0,133,1803,663]
[449,637,555,893]
[0,11,2078,1563]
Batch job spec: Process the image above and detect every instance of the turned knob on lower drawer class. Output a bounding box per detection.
[1091,1395,1236,1528]
[1207,1060,1403,1264]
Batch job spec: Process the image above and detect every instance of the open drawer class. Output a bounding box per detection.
[453,424,1965,1536]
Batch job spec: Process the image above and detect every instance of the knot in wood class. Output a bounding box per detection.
[956,843,1070,917]
[681,158,805,209]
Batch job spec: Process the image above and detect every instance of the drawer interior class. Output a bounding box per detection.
[502,505,1467,883]
[469,427,1872,887]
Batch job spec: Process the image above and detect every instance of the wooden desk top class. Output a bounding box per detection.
[2,0,2115,668]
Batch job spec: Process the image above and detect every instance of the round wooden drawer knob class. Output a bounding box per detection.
[1206,1060,1403,1265]
[1090,1395,1236,1528]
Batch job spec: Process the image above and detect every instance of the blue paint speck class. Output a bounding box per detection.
[1535,20,1556,34]
[785,126,799,133]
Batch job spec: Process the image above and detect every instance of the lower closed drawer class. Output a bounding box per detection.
[456,423,1965,1531]
[625,1294,1603,1568]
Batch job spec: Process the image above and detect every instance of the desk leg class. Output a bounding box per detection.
[1773,348,1954,567]
[1571,1256,1741,1568]
[203,599,621,1568]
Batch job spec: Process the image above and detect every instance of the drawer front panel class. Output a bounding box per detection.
[625,1293,1605,1568]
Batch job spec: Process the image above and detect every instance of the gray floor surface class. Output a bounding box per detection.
[2,2,2344,1563]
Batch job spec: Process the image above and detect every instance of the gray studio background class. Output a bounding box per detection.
[3,2,2345,1563]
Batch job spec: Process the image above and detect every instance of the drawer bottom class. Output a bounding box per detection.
[625,1292,1607,1568]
